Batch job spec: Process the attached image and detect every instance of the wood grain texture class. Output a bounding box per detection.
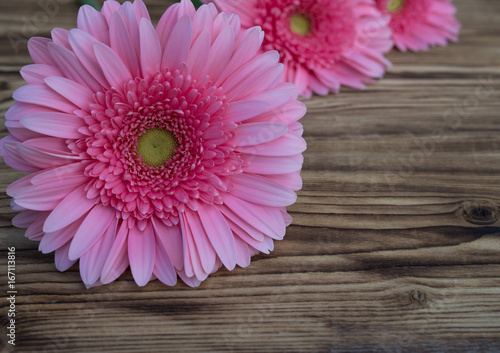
[1,0,500,352]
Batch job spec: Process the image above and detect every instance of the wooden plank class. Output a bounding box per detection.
[1,0,500,352]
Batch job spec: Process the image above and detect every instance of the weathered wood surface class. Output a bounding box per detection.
[1,0,500,352]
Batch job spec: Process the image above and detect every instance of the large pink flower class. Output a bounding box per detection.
[203,0,393,97]
[1,0,306,287]
[375,0,461,51]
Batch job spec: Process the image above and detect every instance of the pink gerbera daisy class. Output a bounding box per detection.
[203,0,393,97]
[375,0,461,51]
[1,0,306,288]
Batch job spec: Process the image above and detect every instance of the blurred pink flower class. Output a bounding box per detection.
[1,0,306,288]
[375,0,461,51]
[203,0,393,97]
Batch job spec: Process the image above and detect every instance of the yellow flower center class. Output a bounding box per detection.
[136,128,178,167]
[387,0,405,12]
[290,14,312,36]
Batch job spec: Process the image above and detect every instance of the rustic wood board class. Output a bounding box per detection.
[1,0,499,352]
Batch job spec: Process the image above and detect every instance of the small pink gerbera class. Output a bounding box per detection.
[203,0,393,97]
[375,0,461,51]
[1,0,306,288]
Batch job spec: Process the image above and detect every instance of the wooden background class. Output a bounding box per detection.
[1,0,500,352]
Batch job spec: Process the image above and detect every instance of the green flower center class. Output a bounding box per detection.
[136,128,178,167]
[290,14,312,36]
[387,0,405,12]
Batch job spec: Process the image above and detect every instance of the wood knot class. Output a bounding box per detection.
[461,201,499,225]
[411,291,427,304]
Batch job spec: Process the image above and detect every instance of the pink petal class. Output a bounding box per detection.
[15,142,79,170]
[221,194,286,240]
[67,29,109,90]
[5,167,40,196]
[205,25,234,82]
[68,204,116,260]
[94,42,133,88]
[282,211,293,226]
[20,112,85,139]
[80,218,117,285]
[118,2,141,51]
[11,201,25,212]
[48,41,103,92]
[13,84,78,114]
[191,4,215,41]
[242,88,293,112]
[235,131,306,157]
[101,220,129,284]
[20,64,62,84]
[5,102,55,122]
[183,209,216,273]
[227,12,241,34]
[29,161,86,185]
[139,18,162,76]
[128,222,155,286]
[217,204,264,242]
[248,100,306,125]
[2,140,40,173]
[180,213,208,281]
[225,101,270,123]
[109,12,140,78]
[185,30,210,79]
[212,10,229,38]
[25,213,48,241]
[162,14,192,71]
[151,218,183,271]
[13,168,88,211]
[197,204,237,271]
[5,105,47,141]
[232,122,287,146]
[229,173,296,207]
[242,154,302,175]
[28,37,55,65]
[222,52,282,101]
[216,27,263,86]
[23,136,76,155]
[39,217,85,254]
[234,63,284,101]
[51,28,71,49]
[54,241,77,271]
[259,172,303,191]
[44,184,96,233]
[44,76,94,110]
[12,210,44,229]
[5,121,42,143]
[178,0,196,18]
[77,5,110,45]
[234,236,251,268]
[101,0,121,23]
[133,0,151,24]
[227,218,274,254]
[85,280,104,289]
[156,3,180,49]
[153,233,177,286]
[211,0,255,26]
[177,268,202,288]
